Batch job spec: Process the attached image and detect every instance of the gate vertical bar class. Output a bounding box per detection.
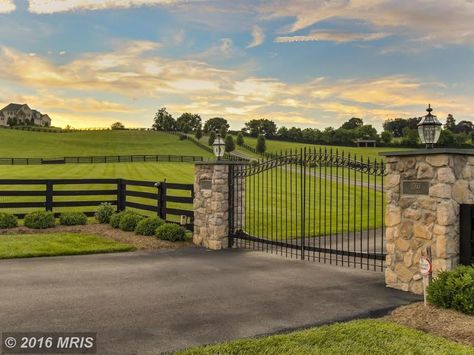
[228,164,235,248]
[301,148,306,260]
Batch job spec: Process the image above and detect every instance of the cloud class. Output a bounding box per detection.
[275,31,389,43]
[247,25,265,48]
[28,0,201,14]
[0,0,15,13]
[261,0,474,45]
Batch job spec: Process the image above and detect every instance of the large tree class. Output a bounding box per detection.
[455,120,473,134]
[225,135,235,152]
[111,122,125,130]
[444,114,456,132]
[341,117,363,130]
[244,119,277,138]
[176,113,202,133]
[203,117,229,135]
[153,107,176,131]
[383,117,419,137]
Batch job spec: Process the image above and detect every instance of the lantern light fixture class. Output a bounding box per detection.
[417,104,442,149]
[212,133,225,160]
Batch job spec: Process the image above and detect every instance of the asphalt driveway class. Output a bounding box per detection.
[0,248,419,354]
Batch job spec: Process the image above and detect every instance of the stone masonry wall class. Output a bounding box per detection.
[385,153,474,294]
[193,163,246,250]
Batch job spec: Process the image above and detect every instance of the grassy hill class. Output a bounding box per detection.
[0,129,213,158]
[236,136,409,161]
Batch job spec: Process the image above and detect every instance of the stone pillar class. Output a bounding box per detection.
[193,162,246,250]
[383,149,474,294]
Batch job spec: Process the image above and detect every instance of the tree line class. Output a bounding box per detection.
[152,107,474,153]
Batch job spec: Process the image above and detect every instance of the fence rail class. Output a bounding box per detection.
[0,155,205,165]
[0,178,194,230]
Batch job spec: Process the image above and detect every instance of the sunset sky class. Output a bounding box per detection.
[0,0,473,130]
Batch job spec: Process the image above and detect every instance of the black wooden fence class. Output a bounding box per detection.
[0,179,194,230]
[0,155,204,165]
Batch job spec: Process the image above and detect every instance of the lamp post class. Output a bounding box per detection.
[417,104,442,149]
[212,133,225,160]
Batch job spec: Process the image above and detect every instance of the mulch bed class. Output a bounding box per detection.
[0,224,194,250]
[386,302,474,346]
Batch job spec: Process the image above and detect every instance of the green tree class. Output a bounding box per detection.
[208,131,216,146]
[383,117,419,137]
[219,125,227,138]
[381,131,393,144]
[225,135,235,152]
[203,117,229,135]
[111,122,125,130]
[438,129,455,147]
[256,134,266,154]
[341,117,363,130]
[245,119,277,138]
[153,107,176,131]
[445,114,456,132]
[236,132,244,146]
[195,125,203,140]
[176,113,202,133]
[401,128,419,146]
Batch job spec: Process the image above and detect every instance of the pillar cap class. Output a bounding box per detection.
[380,148,474,157]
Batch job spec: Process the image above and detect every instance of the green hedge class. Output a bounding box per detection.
[0,212,18,229]
[59,212,87,226]
[95,203,115,224]
[110,211,126,229]
[135,217,164,236]
[155,223,186,242]
[427,265,474,315]
[119,212,145,232]
[24,211,56,229]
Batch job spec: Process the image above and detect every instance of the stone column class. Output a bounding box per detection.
[383,149,474,294]
[193,161,246,250]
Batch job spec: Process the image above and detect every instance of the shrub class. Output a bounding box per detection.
[110,211,126,229]
[119,211,145,232]
[95,202,115,224]
[427,265,474,315]
[155,223,186,242]
[24,211,55,229]
[135,217,165,236]
[59,212,87,226]
[0,212,18,229]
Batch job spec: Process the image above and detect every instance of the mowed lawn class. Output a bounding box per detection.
[178,319,473,355]
[0,233,134,259]
[0,129,213,158]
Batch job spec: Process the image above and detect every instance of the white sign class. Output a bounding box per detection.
[420,256,432,276]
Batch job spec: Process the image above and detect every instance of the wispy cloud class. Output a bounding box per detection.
[247,25,265,48]
[28,0,200,14]
[275,31,390,44]
[0,0,15,13]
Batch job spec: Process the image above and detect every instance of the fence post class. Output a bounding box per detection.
[157,181,167,220]
[117,179,126,212]
[45,181,53,212]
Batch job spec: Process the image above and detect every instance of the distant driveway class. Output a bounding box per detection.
[0,248,419,354]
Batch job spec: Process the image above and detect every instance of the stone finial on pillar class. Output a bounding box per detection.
[382,149,474,294]
[193,161,247,250]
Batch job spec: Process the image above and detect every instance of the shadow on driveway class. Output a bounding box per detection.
[0,248,420,354]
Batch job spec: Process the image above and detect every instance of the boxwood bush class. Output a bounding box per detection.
[59,212,87,226]
[0,212,18,229]
[119,211,145,232]
[135,217,164,236]
[155,223,186,242]
[427,265,474,315]
[95,202,115,224]
[110,211,126,229]
[24,211,56,229]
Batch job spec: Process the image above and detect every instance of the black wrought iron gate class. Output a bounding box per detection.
[229,148,386,271]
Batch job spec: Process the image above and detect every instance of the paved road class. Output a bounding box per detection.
[0,248,419,354]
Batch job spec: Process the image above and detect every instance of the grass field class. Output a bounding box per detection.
[0,129,213,158]
[0,233,134,259]
[238,136,409,161]
[178,319,473,355]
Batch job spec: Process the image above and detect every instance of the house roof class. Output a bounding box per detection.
[0,103,31,113]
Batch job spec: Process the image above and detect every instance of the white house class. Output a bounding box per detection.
[0,103,52,127]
